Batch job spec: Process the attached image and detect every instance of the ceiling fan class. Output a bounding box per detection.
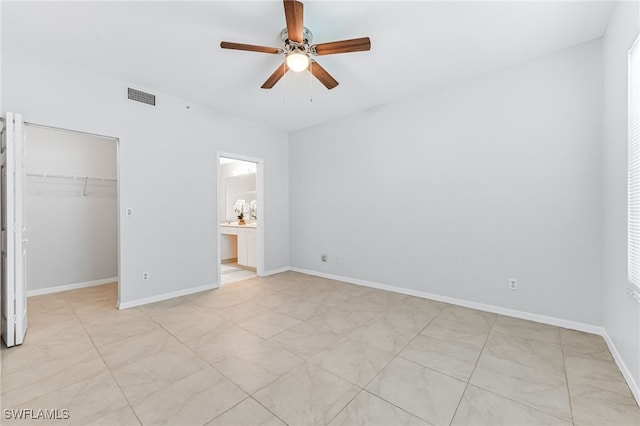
[220,0,371,90]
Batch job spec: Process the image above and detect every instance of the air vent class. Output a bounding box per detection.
[127,87,156,106]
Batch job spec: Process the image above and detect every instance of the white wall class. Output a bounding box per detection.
[290,39,604,325]
[25,126,117,178]
[25,125,117,291]
[602,0,640,397]
[2,49,290,306]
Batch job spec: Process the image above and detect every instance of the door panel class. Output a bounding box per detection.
[1,116,16,347]
[1,112,27,347]
[14,116,26,345]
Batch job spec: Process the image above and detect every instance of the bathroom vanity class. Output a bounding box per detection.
[221,223,257,268]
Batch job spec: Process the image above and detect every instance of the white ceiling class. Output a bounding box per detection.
[2,1,614,131]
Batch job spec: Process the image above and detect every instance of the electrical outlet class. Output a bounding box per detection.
[321,254,328,262]
[143,272,149,281]
[509,279,518,290]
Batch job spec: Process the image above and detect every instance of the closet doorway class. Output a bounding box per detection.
[217,153,264,286]
[24,123,119,305]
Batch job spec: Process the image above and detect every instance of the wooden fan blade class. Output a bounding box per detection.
[313,37,371,55]
[283,0,304,43]
[309,60,338,90]
[220,41,280,54]
[261,63,289,89]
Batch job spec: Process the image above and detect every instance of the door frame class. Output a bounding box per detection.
[21,121,122,307]
[1,112,28,346]
[1,114,19,347]
[216,151,264,287]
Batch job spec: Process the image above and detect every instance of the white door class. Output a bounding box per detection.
[1,112,27,347]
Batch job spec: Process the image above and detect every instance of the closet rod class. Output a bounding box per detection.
[26,173,117,182]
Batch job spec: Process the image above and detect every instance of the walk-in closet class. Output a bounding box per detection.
[25,124,118,297]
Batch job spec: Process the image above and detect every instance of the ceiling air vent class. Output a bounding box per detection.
[127,87,156,106]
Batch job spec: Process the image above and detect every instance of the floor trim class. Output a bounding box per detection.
[291,267,602,333]
[290,266,640,404]
[261,266,291,277]
[27,277,118,297]
[603,331,640,403]
[117,282,218,309]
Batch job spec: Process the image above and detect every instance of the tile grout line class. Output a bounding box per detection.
[5,295,120,399]
[364,388,438,425]
[447,313,496,425]
[203,395,251,424]
[199,296,298,425]
[0,297,92,410]
[561,348,636,399]
[248,293,432,425]
[324,303,446,425]
[118,295,270,426]
[248,395,291,426]
[355,387,435,425]
[461,319,574,424]
[457,321,577,424]
[66,293,145,426]
[559,338,577,425]
[144,293,296,425]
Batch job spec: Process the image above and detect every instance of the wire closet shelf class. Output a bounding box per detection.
[27,173,117,197]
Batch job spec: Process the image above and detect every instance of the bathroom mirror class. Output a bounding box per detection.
[225,172,256,222]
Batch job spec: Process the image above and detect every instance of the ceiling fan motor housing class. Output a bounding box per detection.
[280,27,314,55]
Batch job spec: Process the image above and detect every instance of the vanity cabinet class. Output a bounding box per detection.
[221,224,256,268]
[238,228,256,268]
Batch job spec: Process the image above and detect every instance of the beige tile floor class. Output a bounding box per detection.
[1,271,639,426]
[221,263,257,285]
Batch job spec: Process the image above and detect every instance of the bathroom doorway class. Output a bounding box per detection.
[217,153,264,286]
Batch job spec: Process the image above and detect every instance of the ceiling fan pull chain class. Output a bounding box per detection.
[309,62,313,102]
[282,61,287,104]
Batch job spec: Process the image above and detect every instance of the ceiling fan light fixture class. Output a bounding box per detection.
[286,52,309,72]
[220,1,371,89]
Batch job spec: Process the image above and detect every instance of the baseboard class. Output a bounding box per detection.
[27,277,118,297]
[261,266,291,277]
[290,267,603,334]
[602,332,640,403]
[117,282,218,309]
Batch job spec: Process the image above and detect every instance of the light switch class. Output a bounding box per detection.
[125,208,133,217]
